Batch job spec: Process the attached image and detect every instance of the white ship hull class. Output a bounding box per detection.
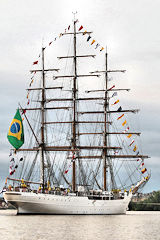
[3,191,132,215]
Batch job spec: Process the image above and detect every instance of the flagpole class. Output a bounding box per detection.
[18,103,40,145]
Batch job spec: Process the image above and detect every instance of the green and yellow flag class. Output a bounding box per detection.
[7,109,24,149]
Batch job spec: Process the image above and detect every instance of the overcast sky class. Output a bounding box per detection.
[0,0,160,193]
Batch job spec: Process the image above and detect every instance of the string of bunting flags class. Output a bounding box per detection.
[64,152,76,175]
[31,21,104,67]
[8,149,24,176]
[32,24,71,66]
[77,24,104,51]
[26,23,73,106]
[26,20,105,110]
[110,85,147,176]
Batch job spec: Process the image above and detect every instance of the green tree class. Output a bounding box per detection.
[129,191,160,211]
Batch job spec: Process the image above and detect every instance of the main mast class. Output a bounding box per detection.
[72,18,77,192]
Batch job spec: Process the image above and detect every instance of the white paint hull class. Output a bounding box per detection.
[3,191,131,215]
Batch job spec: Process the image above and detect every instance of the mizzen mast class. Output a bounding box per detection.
[40,47,45,191]
[28,48,60,191]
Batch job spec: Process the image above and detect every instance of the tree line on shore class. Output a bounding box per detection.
[129,191,160,211]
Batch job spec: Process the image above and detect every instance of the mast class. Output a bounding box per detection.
[72,17,77,192]
[104,50,116,191]
[103,49,108,191]
[91,52,127,191]
[40,47,45,191]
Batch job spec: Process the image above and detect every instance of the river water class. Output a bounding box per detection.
[0,210,159,240]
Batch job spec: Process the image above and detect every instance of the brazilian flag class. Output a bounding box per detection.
[7,109,24,149]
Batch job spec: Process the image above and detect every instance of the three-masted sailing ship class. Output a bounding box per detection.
[3,17,150,214]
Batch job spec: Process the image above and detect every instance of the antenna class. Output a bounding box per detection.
[72,11,78,21]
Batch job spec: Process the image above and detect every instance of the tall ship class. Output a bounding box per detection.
[3,16,150,214]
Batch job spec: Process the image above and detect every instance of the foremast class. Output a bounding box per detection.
[103,50,108,191]
[90,50,147,191]
[103,50,116,191]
